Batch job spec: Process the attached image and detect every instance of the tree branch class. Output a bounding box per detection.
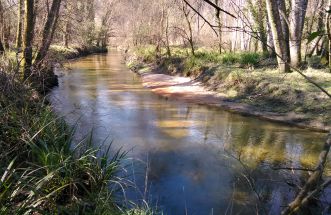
[201,0,237,18]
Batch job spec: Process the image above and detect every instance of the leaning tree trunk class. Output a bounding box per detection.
[185,13,195,56]
[289,0,308,68]
[282,133,331,215]
[266,0,290,72]
[34,0,62,66]
[16,0,24,49]
[22,0,35,79]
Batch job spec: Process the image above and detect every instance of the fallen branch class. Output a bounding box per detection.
[282,132,331,215]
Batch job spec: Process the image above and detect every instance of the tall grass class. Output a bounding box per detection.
[0,65,155,214]
[133,46,262,71]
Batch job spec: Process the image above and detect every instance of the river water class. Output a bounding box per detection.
[50,52,329,214]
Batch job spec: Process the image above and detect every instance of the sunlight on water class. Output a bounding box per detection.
[50,51,329,215]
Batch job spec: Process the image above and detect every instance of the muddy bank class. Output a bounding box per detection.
[129,62,330,133]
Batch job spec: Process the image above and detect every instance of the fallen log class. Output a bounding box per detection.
[282,132,331,215]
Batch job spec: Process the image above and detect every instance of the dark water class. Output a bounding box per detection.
[50,52,330,214]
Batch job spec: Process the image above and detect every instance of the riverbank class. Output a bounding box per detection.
[126,47,331,132]
[0,47,151,214]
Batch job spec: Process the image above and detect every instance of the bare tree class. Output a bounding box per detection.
[34,0,62,66]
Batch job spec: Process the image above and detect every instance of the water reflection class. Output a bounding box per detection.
[50,52,329,214]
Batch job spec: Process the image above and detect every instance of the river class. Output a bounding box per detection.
[50,51,329,214]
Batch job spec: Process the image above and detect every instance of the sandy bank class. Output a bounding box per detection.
[137,68,330,133]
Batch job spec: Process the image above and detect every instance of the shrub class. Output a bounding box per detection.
[239,52,261,66]
[221,53,239,65]
[194,50,221,63]
[135,46,157,62]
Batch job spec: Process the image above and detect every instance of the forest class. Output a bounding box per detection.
[0,0,331,214]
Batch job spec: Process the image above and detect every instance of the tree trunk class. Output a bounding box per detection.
[16,0,24,49]
[282,133,331,215]
[326,0,331,72]
[0,0,3,54]
[63,21,70,47]
[181,0,195,56]
[267,19,276,56]
[278,0,290,60]
[165,13,171,57]
[258,0,268,53]
[62,1,70,47]
[215,0,222,54]
[185,13,195,56]
[34,0,62,66]
[266,0,290,72]
[22,0,35,79]
[289,0,308,67]
[0,0,9,51]
[0,40,4,53]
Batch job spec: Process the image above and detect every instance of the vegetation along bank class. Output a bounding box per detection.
[126,46,331,132]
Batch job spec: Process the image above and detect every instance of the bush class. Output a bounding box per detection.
[194,50,221,63]
[135,46,157,62]
[221,53,239,65]
[239,52,260,66]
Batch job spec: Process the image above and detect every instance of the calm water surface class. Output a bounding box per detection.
[50,52,330,214]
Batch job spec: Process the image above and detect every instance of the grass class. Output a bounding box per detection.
[133,46,262,74]
[0,53,155,214]
[49,45,108,60]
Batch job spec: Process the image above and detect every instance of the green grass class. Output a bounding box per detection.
[134,46,262,69]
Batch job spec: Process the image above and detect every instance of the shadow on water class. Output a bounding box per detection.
[50,51,330,214]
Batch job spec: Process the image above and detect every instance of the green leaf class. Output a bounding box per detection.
[307,31,324,44]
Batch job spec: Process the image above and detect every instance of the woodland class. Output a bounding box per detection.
[0,0,331,214]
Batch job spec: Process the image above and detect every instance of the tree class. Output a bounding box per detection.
[266,0,290,72]
[289,0,308,67]
[214,0,223,54]
[0,0,4,53]
[248,0,268,53]
[16,0,24,49]
[34,0,62,66]
[62,1,71,47]
[22,0,35,79]
[0,0,9,52]
[278,0,290,61]
[180,0,195,56]
[326,0,331,71]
